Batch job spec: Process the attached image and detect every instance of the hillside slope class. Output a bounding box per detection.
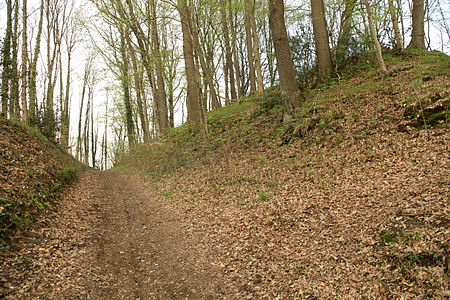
[116,51,449,298]
[0,119,82,248]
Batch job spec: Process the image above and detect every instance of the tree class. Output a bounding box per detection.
[28,0,45,125]
[335,0,356,68]
[310,0,333,80]
[363,0,387,73]
[268,0,300,123]
[178,0,203,124]
[387,0,403,49]
[21,0,29,121]
[1,0,13,117]
[408,0,426,49]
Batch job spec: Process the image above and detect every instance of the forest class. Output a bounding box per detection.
[0,0,448,167]
[0,0,449,298]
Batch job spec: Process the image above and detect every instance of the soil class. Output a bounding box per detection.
[1,170,224,299]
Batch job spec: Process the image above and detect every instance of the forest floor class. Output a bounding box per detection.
[1,170,225,299]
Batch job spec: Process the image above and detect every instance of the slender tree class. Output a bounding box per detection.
[363,0,387,73]
[268,0,300,123]
[21,0,29,121]
[1,0,13,117]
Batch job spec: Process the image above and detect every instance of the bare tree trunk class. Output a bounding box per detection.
[1,0,13,118]
[387,0,403,49]
[21,0,29,121]
[247,0,264,93]
[310,0,333,80]
[118,28,136,147]
[190,11,221,110]
[408,0,425,49]
[268,0,300,123]
[149,0,169,133]
[126,35,150,142]
[230,6,242,99]
[363,0,387,73]
[220,0,237,101]
[178,0,202,123]
[10,0,20,119]
[244,0,257,94]
[28,0,44,125]
[76,61,89,161]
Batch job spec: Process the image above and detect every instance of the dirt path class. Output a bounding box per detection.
[1,170,223,299]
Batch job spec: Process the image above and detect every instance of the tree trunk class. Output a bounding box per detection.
[21,0,29,121]
[178,0,202,123]
[387,0,403,49]
[310,0,333,80]
[268,0,300,122]
[244,0,257,95]
[220,0,237,101]
[335,0,356,68]
[247,0,264,93]
[408,0,425,49]
[230,5,242,99]
[126,35,150,142]
[28,0,44,125]
[119,28,136,147]
[1,0,13,118]
[149,0,170,133]
[363,0,387,73]
[10,0,20,119]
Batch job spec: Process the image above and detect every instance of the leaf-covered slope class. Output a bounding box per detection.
[0,118,82,248]
[116,50,449,298]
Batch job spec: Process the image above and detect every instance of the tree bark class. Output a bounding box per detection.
[21,0,29,121]
[1,0,13,118]
[149,0,170,133]
[118,28,136,147]
[244,0,257,94]
[247,0,264,93]
[268,0,300,122]
[10,0,20,119]
[178,0,202,123]
[28,0,44,125]
[310,0,333,80]
[387,0,403,49]
[220,0,237,101]
[363,0,387,73]
[408,0,425,49]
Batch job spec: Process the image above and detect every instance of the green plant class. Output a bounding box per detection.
[258,193,269,201]
[58,166,77,183]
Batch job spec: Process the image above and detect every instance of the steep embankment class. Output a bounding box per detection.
[0,118,82,248]
[116,51,449,298]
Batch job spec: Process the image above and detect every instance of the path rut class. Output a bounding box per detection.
[1,170,223,299]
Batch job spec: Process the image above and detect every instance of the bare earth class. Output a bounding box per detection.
[1,170,223,299]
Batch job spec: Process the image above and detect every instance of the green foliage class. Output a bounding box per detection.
[379,230,420,246]
[258,193,269,201]
[253,88,282,117]
[58,167,77,183]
